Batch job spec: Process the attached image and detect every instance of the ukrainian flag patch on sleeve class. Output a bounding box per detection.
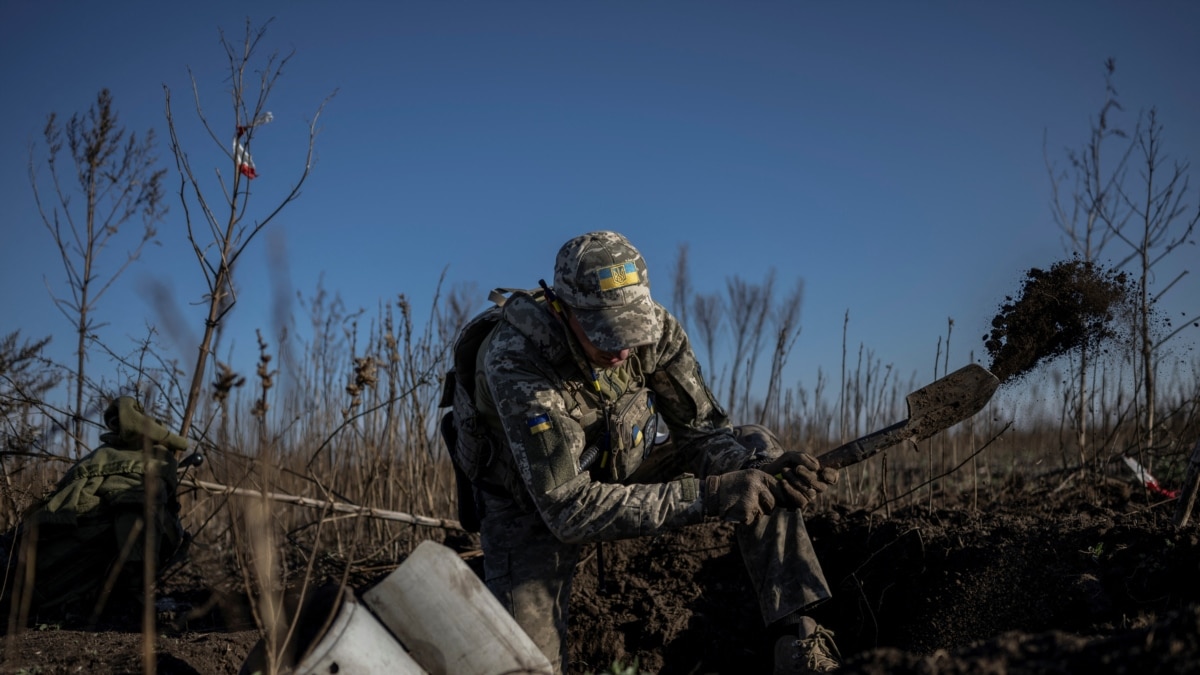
[527,413,552,435]
[597,262,640,291]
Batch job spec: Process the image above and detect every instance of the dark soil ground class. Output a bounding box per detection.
[3,475,1197,674]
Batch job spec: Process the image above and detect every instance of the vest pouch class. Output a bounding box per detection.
[603,388,658,483]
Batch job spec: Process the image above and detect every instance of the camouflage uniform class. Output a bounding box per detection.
[473,232,831,673]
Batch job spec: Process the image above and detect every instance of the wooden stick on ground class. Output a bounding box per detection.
[182,477,466,532]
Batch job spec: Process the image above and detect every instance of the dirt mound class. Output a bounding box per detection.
[565,478,1199,674]
[2,478,1197,674]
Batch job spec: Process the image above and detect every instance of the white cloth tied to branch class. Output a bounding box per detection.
[232,111,274,179]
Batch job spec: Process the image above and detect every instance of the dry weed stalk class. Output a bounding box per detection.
[29,89,167,458]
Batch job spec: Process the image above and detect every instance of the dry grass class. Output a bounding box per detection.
[5,281,1196,546]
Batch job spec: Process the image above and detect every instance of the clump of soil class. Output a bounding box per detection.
[984,258,1134,383]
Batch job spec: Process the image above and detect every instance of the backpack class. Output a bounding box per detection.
[439,289,538,533]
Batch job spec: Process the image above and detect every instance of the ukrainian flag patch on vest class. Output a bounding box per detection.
[527,413,552,435]
[598,262,639,291]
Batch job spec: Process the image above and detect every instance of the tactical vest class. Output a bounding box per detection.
[438,288,664,531]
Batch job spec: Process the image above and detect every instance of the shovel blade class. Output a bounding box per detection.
[817,363,999,469]
[904,363,999,442]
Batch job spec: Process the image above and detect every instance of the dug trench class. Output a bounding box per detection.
[564,478,1200,674]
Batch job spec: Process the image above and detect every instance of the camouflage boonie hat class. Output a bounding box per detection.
[553,231,661,352]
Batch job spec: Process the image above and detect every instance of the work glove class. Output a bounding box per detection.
[703,469,779,525]
[760,451,839,510]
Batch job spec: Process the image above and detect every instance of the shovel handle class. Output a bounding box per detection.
[816,420,912,470]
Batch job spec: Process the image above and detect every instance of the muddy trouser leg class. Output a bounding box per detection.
[621,423,833,628]
[737,508,832,626]
[479,496,581,674]
[731,424,833,625]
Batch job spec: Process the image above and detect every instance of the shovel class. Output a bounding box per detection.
[817,363,1000,469]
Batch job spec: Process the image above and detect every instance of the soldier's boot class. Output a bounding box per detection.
[773,616,840,674]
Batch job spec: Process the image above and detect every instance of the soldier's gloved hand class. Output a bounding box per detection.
[761,451,839,509]
[703,469,779,525]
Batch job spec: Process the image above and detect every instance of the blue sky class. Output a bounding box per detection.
[2,1,1198,409]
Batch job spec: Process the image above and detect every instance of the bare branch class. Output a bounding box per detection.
[163,20,334,440]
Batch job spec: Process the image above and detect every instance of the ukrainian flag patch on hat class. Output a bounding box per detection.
[598,262,639,291]
[527,413,552,435]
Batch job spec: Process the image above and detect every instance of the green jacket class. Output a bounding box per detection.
[18,397,187,616]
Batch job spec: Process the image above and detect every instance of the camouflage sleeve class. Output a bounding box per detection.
[484,323,706,544]
[642,305,752,476]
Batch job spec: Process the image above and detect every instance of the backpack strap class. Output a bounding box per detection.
[487,287,524,307]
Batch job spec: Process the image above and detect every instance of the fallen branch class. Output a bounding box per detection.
[182,477,465,532]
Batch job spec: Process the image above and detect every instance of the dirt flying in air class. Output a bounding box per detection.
[984,258,1135,384]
